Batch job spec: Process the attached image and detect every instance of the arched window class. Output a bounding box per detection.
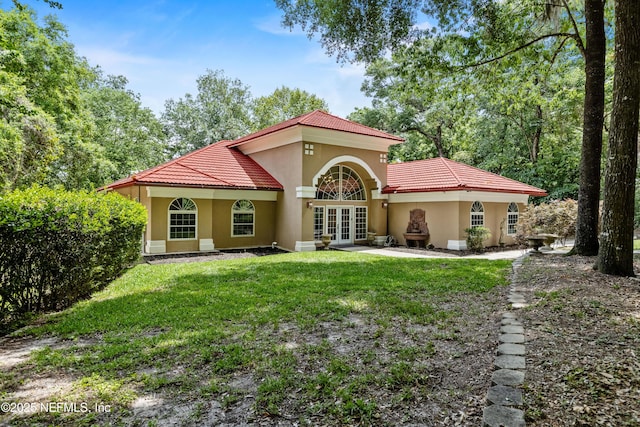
[470,201,484,228]
[169,198,197,240]
[507,202,519,235]
[315,165,366,201]
[232,200,255,236]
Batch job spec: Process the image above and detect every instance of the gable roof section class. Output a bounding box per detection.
[104,139,283,191]
[384,157,547,197]
[229,109,404,148]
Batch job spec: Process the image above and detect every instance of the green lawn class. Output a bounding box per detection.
[1,251,511,426]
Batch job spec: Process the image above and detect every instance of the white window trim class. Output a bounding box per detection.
[507,202,519,236]
[470,201,485,228]
[312,155,383,195]
[231,200,255,237]
[168,198,198,241]
[313,206,325,241]
[315,165,367,201]
[355,206,368,240]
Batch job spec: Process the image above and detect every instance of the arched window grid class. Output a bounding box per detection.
[470,201,485,228]
[169,197,197,240]
[315,165,366,201]
[232,199,255,237]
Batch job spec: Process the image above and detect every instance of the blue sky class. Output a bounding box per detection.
[28,0,371,118]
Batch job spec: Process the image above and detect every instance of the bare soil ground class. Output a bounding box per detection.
[515,254,640,425]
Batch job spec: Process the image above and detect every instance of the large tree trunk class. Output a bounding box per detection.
[597,0,640,276]
[571,0,606,256]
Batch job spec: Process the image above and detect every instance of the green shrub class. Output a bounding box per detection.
[465,226,491,252]
[0,186,146,328]
[515,199,578,246]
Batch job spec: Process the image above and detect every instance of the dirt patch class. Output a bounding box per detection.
[389,244,525,257]
[514,254,640,425]
[143,247,289,264]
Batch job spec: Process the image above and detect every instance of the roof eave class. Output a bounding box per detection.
[105,180,284,192]
[383,186,547,197]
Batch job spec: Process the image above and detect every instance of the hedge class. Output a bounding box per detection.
[0,186,147,327]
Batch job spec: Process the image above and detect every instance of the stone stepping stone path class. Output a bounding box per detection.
[483,255,528,427]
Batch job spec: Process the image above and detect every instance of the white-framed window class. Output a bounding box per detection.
[470,201,484,228]
[507,202,519,235]
[314,206,325,240]
[316,165,366,201]
[169,198,197,240]
[355,207,368,240]
[232,200,255,237]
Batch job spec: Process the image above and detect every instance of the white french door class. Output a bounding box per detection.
[326,206,353,245]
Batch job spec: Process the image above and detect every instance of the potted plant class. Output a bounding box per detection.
[321,233,332,250]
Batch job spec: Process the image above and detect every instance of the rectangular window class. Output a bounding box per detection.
[327,208,337,240]
[341,209,351,241]
[233,213,254,236]
[355,207,367,240]
[314,206,324,240]
[170,213,196,239]
[471,214,484,228]
[507,213,518,235]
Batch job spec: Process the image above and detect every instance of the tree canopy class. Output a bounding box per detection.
[253,86,329,130]
[1,6,330,187]
[279,0,616,249]
[161,70,331,157]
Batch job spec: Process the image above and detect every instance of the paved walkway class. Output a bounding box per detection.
[336,244,553,260]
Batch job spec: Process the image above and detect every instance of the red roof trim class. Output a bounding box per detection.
[229,109,403,147]
[383,157,547,197]
[102,139,283,191]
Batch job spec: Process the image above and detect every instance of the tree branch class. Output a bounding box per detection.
[561,0,586,56]
[403,125,437,143]
[459,32,579,69]
[549,35,572,67]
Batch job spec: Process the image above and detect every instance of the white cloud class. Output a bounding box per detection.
[304,47,333,64]
[335,62,367,78]
[254,13,305,36]
[78,47,162,69]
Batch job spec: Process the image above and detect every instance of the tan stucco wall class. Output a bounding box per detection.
[457,201,524,246]
[389,200,526,249]
[389,202,460,249]
[247,141,390,248]
[302,144,388,189]
[302,144,389,241]
[247,144,302,251]
[210,199,277,250]
[112,189,277,252]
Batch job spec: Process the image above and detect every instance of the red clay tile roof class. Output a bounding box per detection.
[104,140,283,191]
[229,109,404,147]
[384,157,547,196]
